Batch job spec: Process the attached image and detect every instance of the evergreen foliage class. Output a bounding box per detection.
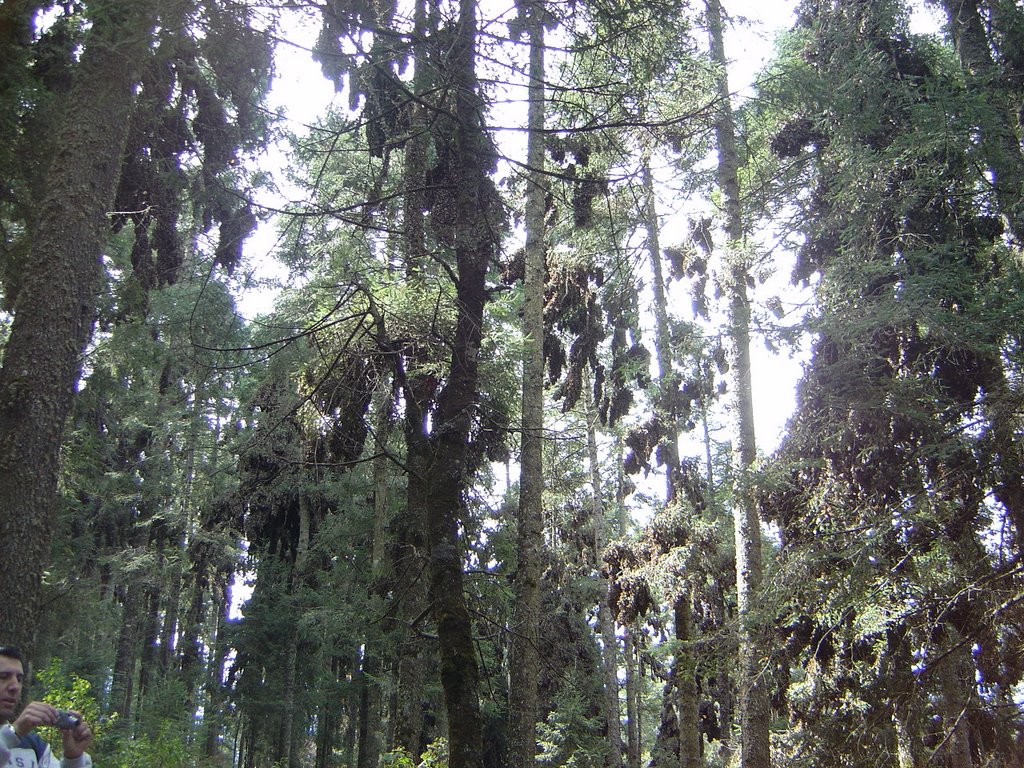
[3,0,1024,766]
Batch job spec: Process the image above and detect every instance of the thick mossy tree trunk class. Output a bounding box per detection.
[397,0,497,765]
[417,1,500,765]
[509,4,546,768]
[0,0,158,645]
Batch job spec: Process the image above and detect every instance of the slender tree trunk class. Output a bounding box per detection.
[343,688,359,768]
[642,158,701,768]
[204,575,231,758]
[0,0,158,651]
[624,629,641,768]
[396,397,435,761]
[612,436,642,768]
[392,579,429,759]
[886,628,923,768]
[278,494,313,767]
[178,380,206,705]
[315,656,343,768]
[137,586,158,711]
[509,5,546,768]
[641,160,682,502]
[157,550,181,673]
[674,593,701,768]
[389,0,434,755]
[584,384,624,768]
[363,393,393,766]
[357,650,383,768]
[179,561,207,704]
[279,630,299,766]
[707,2,770,767]
[110,580,144,724]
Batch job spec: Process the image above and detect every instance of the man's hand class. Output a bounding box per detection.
[11,702,92,759]
[11,700,60,737]
[60,714,92,760]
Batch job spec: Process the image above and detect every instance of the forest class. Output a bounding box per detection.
[0,0,1022,766]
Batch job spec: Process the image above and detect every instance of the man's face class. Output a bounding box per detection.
[0,655,24,723]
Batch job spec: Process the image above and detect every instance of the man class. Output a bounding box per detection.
[0,646,92,767]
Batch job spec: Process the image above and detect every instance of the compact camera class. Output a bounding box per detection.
[53,710,81,730]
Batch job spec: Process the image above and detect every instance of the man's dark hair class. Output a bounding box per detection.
[0,646,23,663]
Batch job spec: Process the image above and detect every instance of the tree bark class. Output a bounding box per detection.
[509,5,546,768]
[584,384,624,768]
[389,0,434,755]
[641,160,683,503]
[203,575,231,758]
[414,0,499,764]
[642,158,701,768]
[624,629,641,768]
[933,646,976,768]
[0,0,159,648]
[612,436,642,768]
[110,580,144,724]
[706,1,771,766]
[886,627,924,768]
[941,0,1024,242]
[356,650,383,768]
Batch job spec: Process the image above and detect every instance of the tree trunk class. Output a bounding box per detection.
[139,584,162,708]
[941,0,1024,242]
[886,628,924,768]
[418,0,498,762]
[278,630,299,766]
[642,157,701,768]
[509,5,546,768]
[314,656,343,768]
[389,0,434,756]
[203,575,231,758]
[584,384,624,768]
[675,592,701,768]
[933,646,976,768]
[0,0,158,649]
[110,580,144,725]
[357,650,383,768]
[613,436,642,768]
[706,1,771,766]
[179,559,207,706]
[393,418,433,759]
[624,629,641,768]
[641,159,682,502]
[280,492,315,768]
[364,393,393,766]
[159,559,182,675]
